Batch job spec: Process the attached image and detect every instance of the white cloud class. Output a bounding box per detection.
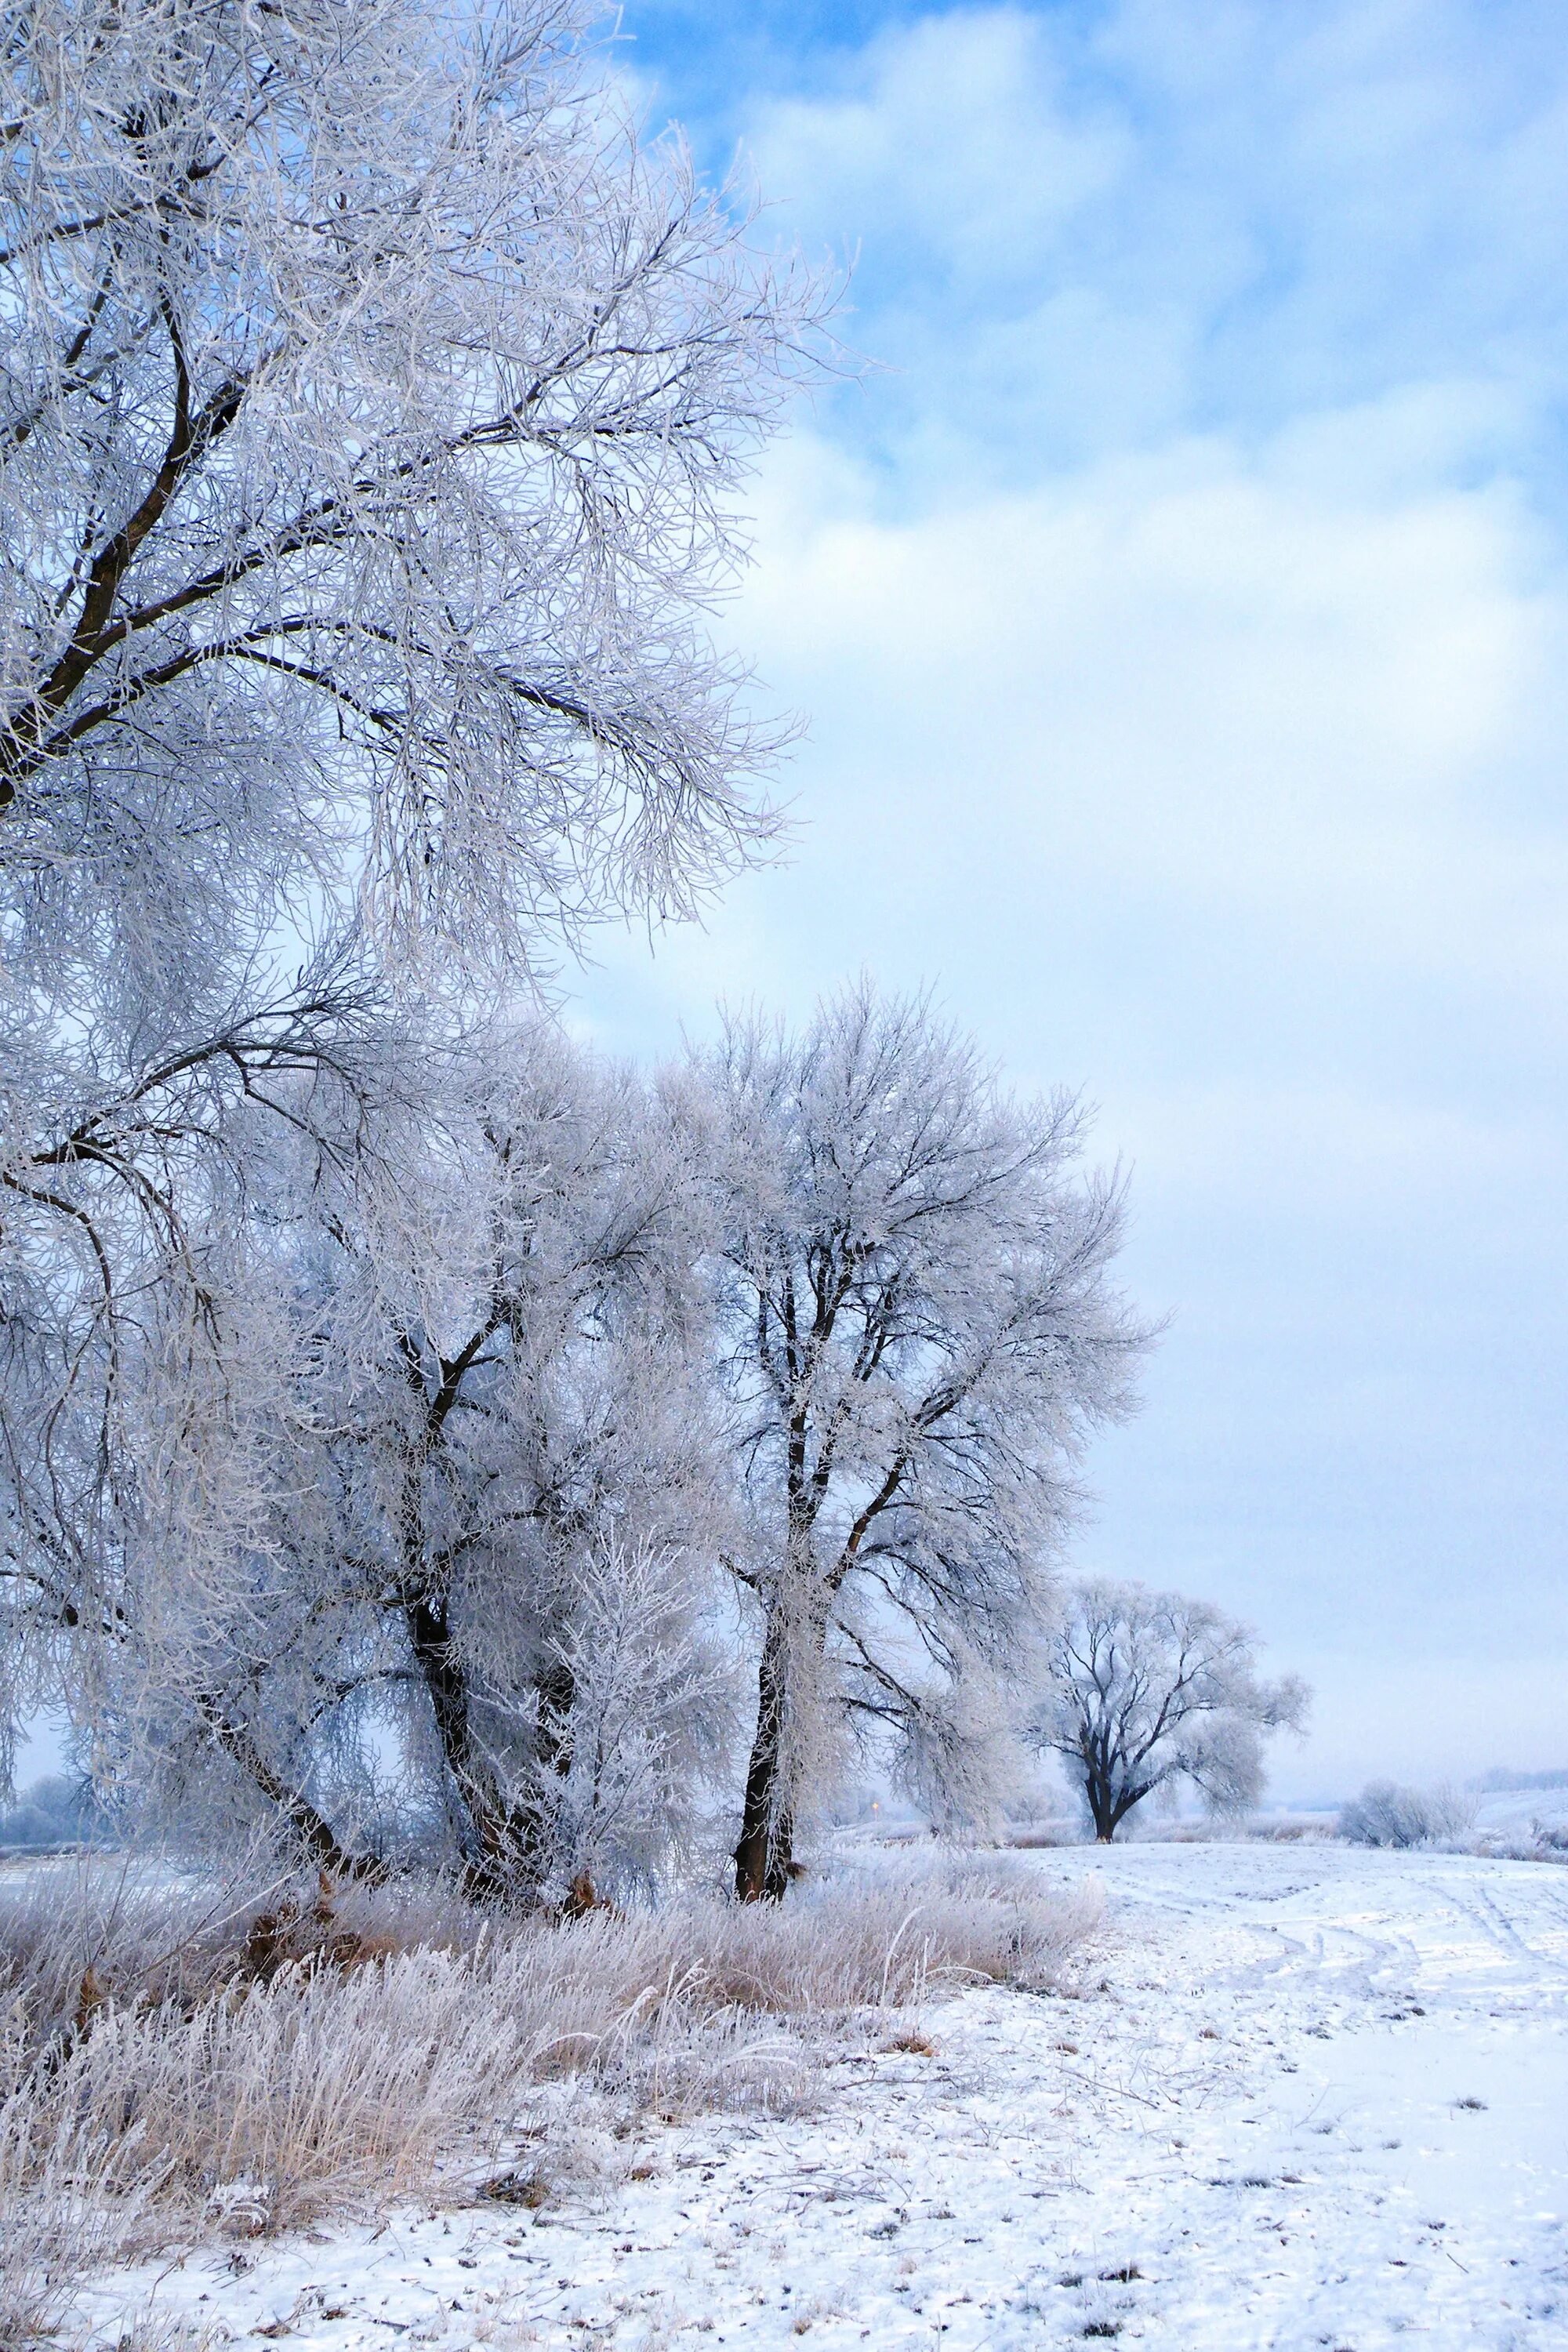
[724,410,1568,991]
[744,1,1568,485]
[749,9,1131,284]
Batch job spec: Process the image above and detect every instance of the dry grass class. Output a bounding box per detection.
[0,1852,1095,2344]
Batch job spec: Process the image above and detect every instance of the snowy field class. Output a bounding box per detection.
[72,1842,1568,2350]
[1472,1788,1568,1844]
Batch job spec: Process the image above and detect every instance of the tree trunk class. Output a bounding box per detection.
[1084,1767,1118,1844]
[735,1601,795,1901]
[404,1592,575,1904]
[404,1592,521,1897]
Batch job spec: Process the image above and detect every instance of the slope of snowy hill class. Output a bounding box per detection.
[1472,1785,1568,1842]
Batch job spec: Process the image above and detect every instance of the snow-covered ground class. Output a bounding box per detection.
[74,1843,1568,2350]
[1472,1787,1568,1842]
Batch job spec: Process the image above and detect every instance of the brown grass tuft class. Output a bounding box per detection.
[0,1849,1096,2339]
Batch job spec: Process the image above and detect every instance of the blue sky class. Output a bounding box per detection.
[569,0,1568,1798]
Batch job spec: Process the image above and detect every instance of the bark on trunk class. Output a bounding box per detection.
[734,1602,797,1902]
[1084,1765,1152,1844]
[405,1592,520,1897]
[404,1593,571,1904]
[1084,1769,1119,1844]
[198,1695,382,1881]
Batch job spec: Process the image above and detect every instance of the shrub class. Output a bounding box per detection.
[1338,1780,1475,1849]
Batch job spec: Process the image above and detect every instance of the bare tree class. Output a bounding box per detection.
[1033,1577,1308,1842]
[682,985,1147,1900]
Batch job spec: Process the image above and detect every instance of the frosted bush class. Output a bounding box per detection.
[0,1774,107,1850]
[1338,1779,1475,1848]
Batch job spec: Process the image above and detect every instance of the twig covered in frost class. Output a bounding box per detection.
[2,0,825,977]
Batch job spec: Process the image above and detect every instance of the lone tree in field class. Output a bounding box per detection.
[1034,1577,1308,1842]
[686,987,1147,1900]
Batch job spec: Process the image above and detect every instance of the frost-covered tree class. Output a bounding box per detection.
[1,0,818,1268]
[2,0,815,985]
[683,986,1146,1900]
[1033,1577,1308,1842]
[132,1022,735,1895]
[2,0,818,1270]
[1,0,819,1803]
[0,980,408,1841]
